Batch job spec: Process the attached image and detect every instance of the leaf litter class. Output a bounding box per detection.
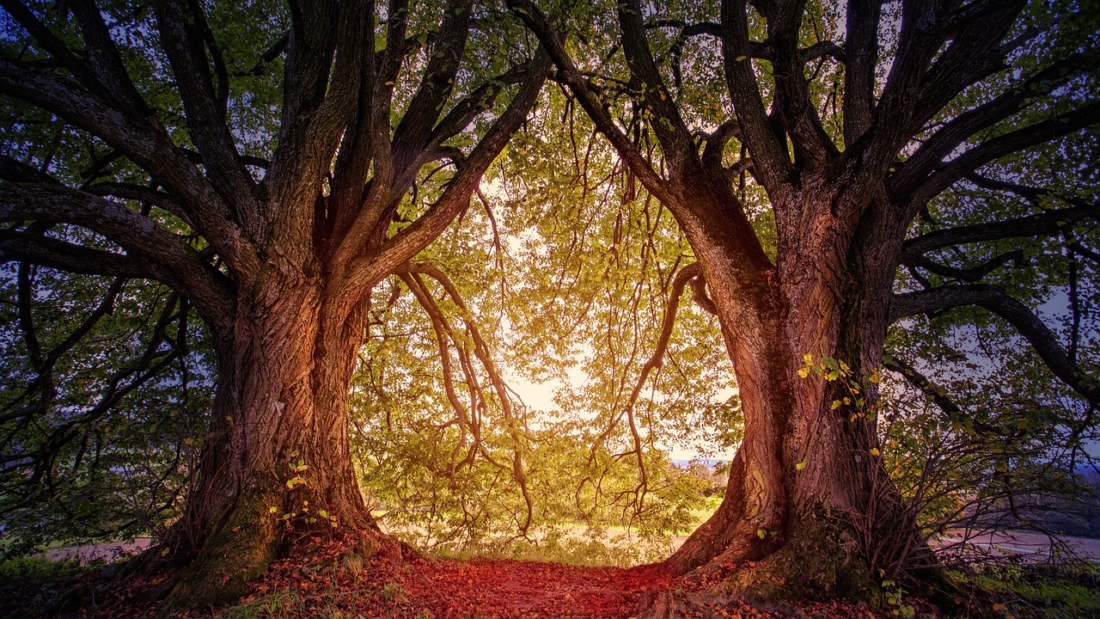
[1,530,935,618]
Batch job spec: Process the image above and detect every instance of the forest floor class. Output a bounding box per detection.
[1,530,936,619]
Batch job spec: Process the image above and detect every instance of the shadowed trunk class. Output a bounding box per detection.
[161,258,377,607]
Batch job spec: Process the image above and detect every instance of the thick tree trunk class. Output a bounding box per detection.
[160,260,376,609]
[662,191,913,604]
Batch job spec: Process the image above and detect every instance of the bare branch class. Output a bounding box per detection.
[338,47,551,313]
[616,0,695,166]
[893,52,1097,196]
[720,0,793,191]
[903,249,1025,282]
[0,231,157,280]
[842,0,882,145]
[69,0,151,118]
[0,59,260,277]
[907,101,1100,208]
[890,284,1100,406]
[0,183,234,325]
[901,201,1098,260]
[507,0,677,207]
[152,0,259,220]
[883,356,962,417]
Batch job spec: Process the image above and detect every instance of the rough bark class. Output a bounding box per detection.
[0,0,550,610]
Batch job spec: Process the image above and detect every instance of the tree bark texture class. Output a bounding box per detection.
[509,0,1100,604]
[661,184,903,600]
[161,260,375,607]
[0,0,550,609]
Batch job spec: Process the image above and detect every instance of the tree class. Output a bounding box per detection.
[509,0,1100,601]
[0,0,548,605]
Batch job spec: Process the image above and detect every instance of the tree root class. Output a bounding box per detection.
[157,490,281,616]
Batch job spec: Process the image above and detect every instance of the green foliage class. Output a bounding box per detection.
[350,89,736,560]
[0,555,81,580]
[221,589,304,619]
[947,563,1100,619]
[0,265,215,557]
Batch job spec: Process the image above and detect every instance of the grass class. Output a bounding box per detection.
[0,555,83,579]
[221,590,304,618]
[947,561,1100,618]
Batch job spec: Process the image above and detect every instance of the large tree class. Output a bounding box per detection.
[509,0,1100,602]
[0,0,548,605]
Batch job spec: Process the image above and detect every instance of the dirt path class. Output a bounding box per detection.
[6,532,918,618]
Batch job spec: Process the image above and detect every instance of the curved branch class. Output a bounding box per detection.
[0,231,156,279]
[903,249,1025,283]
[901,201,1099,260]
[893,52,1097,196]
[152,0,259,218]
[0,183,234,326]
[0,59,259,277]
[720,0,793,191]
[340,47,551,304]
[83,182,193,228]
[616,0,695,164]
[0,0,122,109]
[890,284,1100,406]
[884,356,961,416]
[907,100,1100,207]
[507,0,677,207]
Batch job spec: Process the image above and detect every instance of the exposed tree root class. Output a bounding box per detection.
[157,488,282,615]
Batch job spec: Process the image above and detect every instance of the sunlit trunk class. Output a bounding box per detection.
[162,258,374,607]
[664,191,911,598]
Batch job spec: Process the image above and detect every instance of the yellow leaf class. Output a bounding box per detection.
[869,448,880,457]
[795,461,807,470]
[268,506,278,514]
[736,55,748,61]
[797,367,810,378]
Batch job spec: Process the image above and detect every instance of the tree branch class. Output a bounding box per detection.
[616,0,696,167]
[901,201,1098,260]
[720,0,793,191]
[152,0,259,221]
[890,284,1100,406]
[0,59,260,277]
[906,100,1100,208]
[903,249,1025,283]
[338,47,551,313]
[0,231,157,280]
[507,0,677,207]
[0,183,234,325]
[892,52,1097,196]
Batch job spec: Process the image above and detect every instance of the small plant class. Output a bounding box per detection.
[380,581,406,602]
[880,572,915,619]
[341,552,365,574]
[221,589,302,618]
[0,556,81,579]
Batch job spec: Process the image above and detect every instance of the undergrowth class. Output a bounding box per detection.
[947,560,1100,618]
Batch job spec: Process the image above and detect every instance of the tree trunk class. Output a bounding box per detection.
[662,190,912,603]
[160,258,376,609]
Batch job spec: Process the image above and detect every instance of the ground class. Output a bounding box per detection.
[0,530,938,618]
